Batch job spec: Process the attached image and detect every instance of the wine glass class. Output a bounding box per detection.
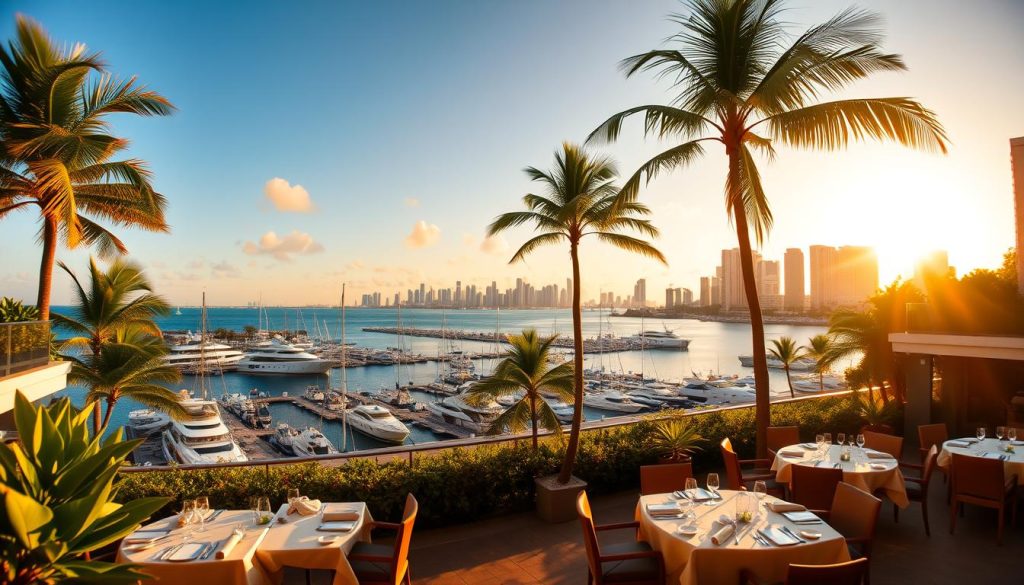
[837,432,846,446]
[815,434,824,453]
[706,473,720,506]
[752,480,767,503]
[824,432,832,446]
[856,433,866,451]
[683,477,698,519]
[976,427,986,441]
[256,496,272,525]
[287,488,301,506]
[179,500,197,544]
[996,426,1005,441]
[1009,428,1018,442]
[194,496,210,532]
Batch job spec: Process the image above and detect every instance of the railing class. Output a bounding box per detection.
[0,320,51,377]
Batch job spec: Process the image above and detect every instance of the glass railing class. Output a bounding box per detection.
[0,321,51,377]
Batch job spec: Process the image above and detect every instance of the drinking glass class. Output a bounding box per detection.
[849,434,856,448]
[996,426,1005,441]
[287,488,301,505]
[735,492,754,523]
[824,432,832,446]
[255,496,272,525]
[976,427,986,441]
[815,434,824,452]
[179,500,197,543]
[856,434,865,450]
[752,480,767,502]
[837,432,846,446]
[194,496,210,532]
[706,473,720,506]
[1010,428,1018,442]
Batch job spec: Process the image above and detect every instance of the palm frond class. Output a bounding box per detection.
[508,232,565,264]
[617,139,709,203]
[594,233,667,265]
[586,104,711,145]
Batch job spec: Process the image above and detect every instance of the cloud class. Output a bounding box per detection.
[243,230,324,261]
[480,234,509,256]
[403,197,420,208]
[264,177,314,212]
[211,260,241,279]
[404,220,441,249]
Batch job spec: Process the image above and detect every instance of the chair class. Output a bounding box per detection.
[818,483,881,585]
[740,558,868,585]
[640,462,693,495]
[348,493,418,585]
[896,445,938,535]
[790,464,843,513]
[766,426,800,460]
[861,430,903,459]
[577,491,664,585]
[917,423,947,458]
[720,438,785,496]
[949,453,1018,545]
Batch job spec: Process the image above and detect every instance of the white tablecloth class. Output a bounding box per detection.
[771,443,909,508]
[937,438,1024,485]
[256,503,372,585]
[636,491,850,585]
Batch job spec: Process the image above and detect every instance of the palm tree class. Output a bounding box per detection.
[0,16,174,320]
[804,334,836,392]
[767,336,804,398]
[588,0,947,458]
[54,257,171,432]
[466,329,575,449]
[488,142,666,483]
[67,325,185,431]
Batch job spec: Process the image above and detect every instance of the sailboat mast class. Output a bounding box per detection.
[341,284,347,451]
[199,292,208,400]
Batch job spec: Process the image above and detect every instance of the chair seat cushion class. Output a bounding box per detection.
[905,480,923,499]
[352,559,391,582]
[350,541,394,559]
[848,544,863,560]
[601,542,659,583]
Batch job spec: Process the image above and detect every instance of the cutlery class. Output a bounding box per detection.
[157,544,183,561]
[207,509,225,522]
[199,543,216,560]
[781,525,806,543]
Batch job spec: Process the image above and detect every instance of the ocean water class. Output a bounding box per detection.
[51,306,835,451]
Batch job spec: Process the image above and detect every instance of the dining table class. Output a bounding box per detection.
[937,437,1024,485]
[636,490,850,585]
[771,442,909,508]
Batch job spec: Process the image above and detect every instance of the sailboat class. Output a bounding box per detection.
[175,306,182,316]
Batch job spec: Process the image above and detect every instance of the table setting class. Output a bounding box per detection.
[937,426,1024,485]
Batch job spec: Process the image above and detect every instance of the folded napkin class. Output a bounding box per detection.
[318,521,356,532]
[779,450,804,458]
[215,529,244,559]
[287,496,322,516]
[124,530,169,545]
[983,452,1006,460]
[946,440,970,448]
[758,526,799,546]
[782,510,820,524]
[869,462,888,470]
[646,503,681,517]
[322,503,361,522]
[710,521,735,545]
[957,438,980,444]
[799,443,817,450]
[865,450,893,459]
[767,501,805,513]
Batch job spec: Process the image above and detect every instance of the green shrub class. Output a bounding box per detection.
[116,394,898,528]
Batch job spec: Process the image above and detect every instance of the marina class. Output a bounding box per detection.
[362,325,656,353]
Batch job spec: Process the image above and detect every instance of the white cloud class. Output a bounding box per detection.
[243,230,324,261]
[403,197,420,208]
[404,220,441,249]
[264,177,314,212]
[211,260,241,279]
[480,234,509,256]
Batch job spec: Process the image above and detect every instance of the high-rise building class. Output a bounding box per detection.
[665,287,675,309]
[699,277,711,307]
[783,248,805,312]
[914,250,952,292]
[711,274,721,307]
[633,279,647,307]
[681,288,691,305]
[834,246,878,306]
[1012,137,1024,293]
[809,245,835,310]
[721,248,760,310]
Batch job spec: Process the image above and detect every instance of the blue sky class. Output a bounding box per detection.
[2,0,1023,306]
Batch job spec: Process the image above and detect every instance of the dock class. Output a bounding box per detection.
[362,326,641,353]
[276,391,471,440]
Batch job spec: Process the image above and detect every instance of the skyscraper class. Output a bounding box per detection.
[834,246,878,306]
[699,276,711,307]
[783,248,805,312]
[721,248,760,310]
[665,287,675,309]
[914,250,951,292]
[681,288,691,305]
[809,245,835,310]
[633,279,647,307]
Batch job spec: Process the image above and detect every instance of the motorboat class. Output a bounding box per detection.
[324,391,346,412]
[544,397,576,424]
[629,329,691,350]
[678,384,757,406]
[303,385,325,402]
[291,427,339,457]
[164,336,244,371]
[583,390,645,413]
[161,391,247,465]
[236,338,332,375]
[127,408,170,436]
[253,400,272,428]
[345,404,411,444]
[426,389,503,434]
[792,374,848,394]
[271,423,298,455]
[738,355,817,371]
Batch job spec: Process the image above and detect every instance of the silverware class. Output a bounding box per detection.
[200,542,217,560]
[157,544,183,561]
[207,509,225,522]
[781,525,806,543]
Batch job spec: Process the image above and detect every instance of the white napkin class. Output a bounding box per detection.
[865,450,893,459]
[946,440,970,448]
[215,529,244,559]
[779,449,804,458]
[288,496,322,516]
[322,503,361,521]
[124,530,169,545]
[957,438,980,444]
[646,503,681,517]
[767,501,805,513]
[711,519,735,545]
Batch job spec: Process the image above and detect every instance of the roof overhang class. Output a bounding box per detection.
[0,361,72,414]
[889,332,1024,361]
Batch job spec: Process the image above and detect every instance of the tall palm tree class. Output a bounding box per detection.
[54,257,171,432]
[0,16,174,320]
[767,336,804,398]
[804,334,836,392]
[488,142,666,483]
[466,329,575,449]
[588,0,947,457]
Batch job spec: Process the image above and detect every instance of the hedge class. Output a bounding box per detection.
[115,394,899,528]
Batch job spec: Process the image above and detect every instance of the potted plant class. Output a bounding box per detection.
[856,393,900,434]
[650,416,703,463]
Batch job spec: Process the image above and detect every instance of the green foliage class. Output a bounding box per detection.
[0,392,168,585]
[116,395,881,528]
[0,298,39,323]
[854,391,902,427]
[648,415,703,461]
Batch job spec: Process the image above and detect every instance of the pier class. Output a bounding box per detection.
[362,326,642,353]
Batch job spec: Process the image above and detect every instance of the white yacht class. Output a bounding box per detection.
[164,336,245,371]
[271,423,298,455]
[630,329,691,350]
[678,384,757,406]
[345,404,411,444]
[426,389,503,434]
[738,355,817,371]
[291,427,339,457]
[237,338,332,375]
[303,385,325,402]
[583,390,646,413]
[544,397,576,424]
[792,374,848,394]
[127,408,170,436]
[161,391,247,465]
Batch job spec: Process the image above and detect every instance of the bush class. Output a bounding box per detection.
[116,394,898,528]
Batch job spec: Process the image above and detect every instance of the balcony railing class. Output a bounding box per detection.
[0,320,51,377]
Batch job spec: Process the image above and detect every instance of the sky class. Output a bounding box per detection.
[1,0,1022,306]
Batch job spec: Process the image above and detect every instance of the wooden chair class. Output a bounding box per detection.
[817,483,881,585]
[861,430,903,459]
[348,493,418,585]
[896,444,938,535]
[720,438,784,496]
[740,558,868,585]
[790,464,843,513]
[917,423,948,483]
[949,453,1019,545]
[766,426,800,460]
[640,462,693,496]
[577,491,664,585]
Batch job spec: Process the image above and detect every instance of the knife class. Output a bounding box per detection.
[198,543,216,560]
[207,509,225,522]
[781,525,806,543]
[157,544,183,561]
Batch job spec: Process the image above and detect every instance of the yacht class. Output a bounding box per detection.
[544,397,576,424]
[303,385,325,402]
[291,427,339,457]
[270,423,298,455]
[738,355,816,371]
[630,329,691,350]
[164,336,245,371]
[345,404,411,444]
[236,338,332,375]
[678,384,757,406]
[324,391,346,412]
[127,408,170,436]
[161,391,247,465]
[426,389,503,434]
[583,390,646,413]
[792,374,848,394]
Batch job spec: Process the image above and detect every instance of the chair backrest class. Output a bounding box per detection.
[767,426,800,456]
[640,463,694,495]
[829,482,882,543]
[719,438,743,490]
[786,558,868,585]
[791,464,843,511]
[917,423,948,452]
[919,445,939,490]
[951,453,1006,501]
[390,493,418,584]
[862,430,903,459]
[576,491,603,581]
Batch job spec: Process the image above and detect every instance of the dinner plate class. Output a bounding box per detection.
[166,542,205,562]
[317,535,340,545]
[799,530,822,540]
[677,524,698,536]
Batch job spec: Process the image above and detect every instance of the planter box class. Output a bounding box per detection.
[535,474,587,523]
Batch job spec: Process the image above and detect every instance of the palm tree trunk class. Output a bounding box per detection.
[36,214,58,321]
[785,366,794,398]
[91,338,103,434]
[101,398,116,431]
[530,393,538,450]
[558,239,584,484]
[728,147,771,460]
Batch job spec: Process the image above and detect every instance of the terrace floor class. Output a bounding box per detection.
[285,471,1021,585]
